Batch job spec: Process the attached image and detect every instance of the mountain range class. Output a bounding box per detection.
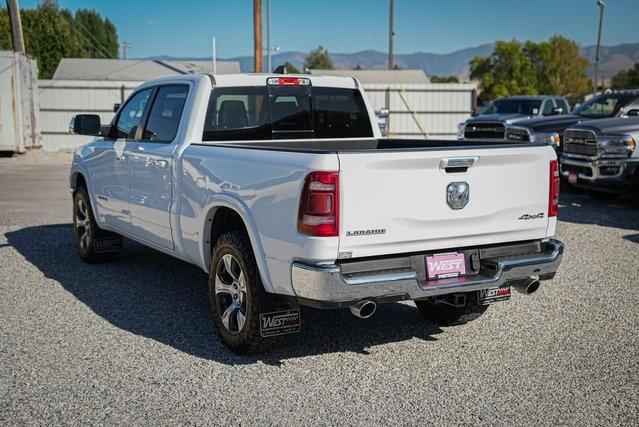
[152,42,639,79]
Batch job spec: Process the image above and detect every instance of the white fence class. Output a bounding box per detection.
[38,80,142,151]
[37,79,477,151]
[363,83,477,139]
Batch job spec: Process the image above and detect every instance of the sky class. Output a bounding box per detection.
[19,0,639,59]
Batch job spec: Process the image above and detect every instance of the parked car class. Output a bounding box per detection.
[560,116,638,201]
[68,73,564,354]
[459,91,639,148]
[479,95,569,119]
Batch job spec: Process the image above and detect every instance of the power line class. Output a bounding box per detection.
[72,21,117,59]
[355,0,384,52]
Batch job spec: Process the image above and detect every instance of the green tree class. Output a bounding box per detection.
[304,45,333,70]
[470,36,590,102]
[353,64,363,70]
[283,61,300,74]
[525,35,589,96]
[611,63,639,89]
[470,40,538,101]
[0,2,118,78]
[73,9,119,58]
[430,75,459,83]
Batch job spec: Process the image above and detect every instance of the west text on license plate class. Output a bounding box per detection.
[426,252,466,280]
[478,287,511,305]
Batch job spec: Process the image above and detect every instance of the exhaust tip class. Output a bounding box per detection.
[513,278,541,295]
[349,300,377,319]
[526,279,540,294]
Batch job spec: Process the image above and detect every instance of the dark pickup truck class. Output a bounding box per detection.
[560,116,638,201]
[460,91,639,149]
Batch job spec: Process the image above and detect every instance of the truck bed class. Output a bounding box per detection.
[194,138,546,153]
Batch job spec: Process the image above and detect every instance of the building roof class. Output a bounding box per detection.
[52,58,241,81]
[308,69,430,84]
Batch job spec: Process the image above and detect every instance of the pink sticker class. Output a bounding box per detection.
[426,252,466,279]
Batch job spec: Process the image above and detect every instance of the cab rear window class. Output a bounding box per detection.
[202,85,373,141]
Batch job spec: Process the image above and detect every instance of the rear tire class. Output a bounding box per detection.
[72,185,119,263]
[415,294,489,326]
[208,231,283,354]
[584,189,620,201]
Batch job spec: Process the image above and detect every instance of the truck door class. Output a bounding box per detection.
[90,88,152,233]
[126,84,189,249]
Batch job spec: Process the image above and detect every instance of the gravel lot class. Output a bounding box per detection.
[1,152,638,425]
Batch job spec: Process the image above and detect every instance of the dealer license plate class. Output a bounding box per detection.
[568,172,578,184]
[426,252,466,280]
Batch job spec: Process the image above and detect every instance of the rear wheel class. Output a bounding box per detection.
[584,189,620,201]
[415,293,488,326]
[208,231,283,354]
[631,171,639,206]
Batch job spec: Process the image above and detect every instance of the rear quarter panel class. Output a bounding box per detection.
[177,144,339,295]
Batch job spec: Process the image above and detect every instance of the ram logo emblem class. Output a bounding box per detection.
[446,182,470,210]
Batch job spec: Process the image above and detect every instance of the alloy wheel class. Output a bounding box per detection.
[75,197,92,251]
[214,254,248,335]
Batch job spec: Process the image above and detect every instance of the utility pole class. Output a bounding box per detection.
[253,0,263,73]
[120,42,132,59]
[212,36,217,74]
[388,0,395,70]
[6,0,26,53]
[266,0,271,73]
[593,0,606,93]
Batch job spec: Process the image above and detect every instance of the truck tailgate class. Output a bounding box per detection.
[337,145,556,258]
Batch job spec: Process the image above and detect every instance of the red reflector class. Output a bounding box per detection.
[298,171,339,237]
[549,160,560,217]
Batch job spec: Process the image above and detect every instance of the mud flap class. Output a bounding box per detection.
[260,309,301,337]
[478,287,511,305]
[94,235,122,253]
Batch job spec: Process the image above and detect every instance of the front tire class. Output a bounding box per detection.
[73,186,118,263]
[208,231,282,354]
[415,294,489,326]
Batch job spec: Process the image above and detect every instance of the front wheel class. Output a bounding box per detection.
[415,294,489,326]
[208,231,283,354]
[73,186,119,263]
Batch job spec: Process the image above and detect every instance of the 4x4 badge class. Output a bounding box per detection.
[518,213,545,220]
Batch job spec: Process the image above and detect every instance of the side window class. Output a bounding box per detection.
[143,85,189,142]
[542,100,555,116]
[114,89,152,139]
[555,98,569,114]
[622,98,639,115]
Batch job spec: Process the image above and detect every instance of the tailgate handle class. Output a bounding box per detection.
[440,157,478,174]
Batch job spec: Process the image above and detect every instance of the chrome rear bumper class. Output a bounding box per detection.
[292,239,564,306]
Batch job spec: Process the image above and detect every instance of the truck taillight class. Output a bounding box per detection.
[266,77,310,86]
[549,160,560,217]
[298,171,339,237]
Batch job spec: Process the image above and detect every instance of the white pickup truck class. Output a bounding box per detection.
[69,73,564,354]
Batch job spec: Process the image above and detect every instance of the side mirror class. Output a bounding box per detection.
[551,107,564,115]
[626,109,639,117]
[69,114,102,136]
[113,103,121,113]
[376,108,390,118]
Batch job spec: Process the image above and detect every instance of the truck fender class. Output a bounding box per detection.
[70,165,100,222]
[200,194,274,293]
